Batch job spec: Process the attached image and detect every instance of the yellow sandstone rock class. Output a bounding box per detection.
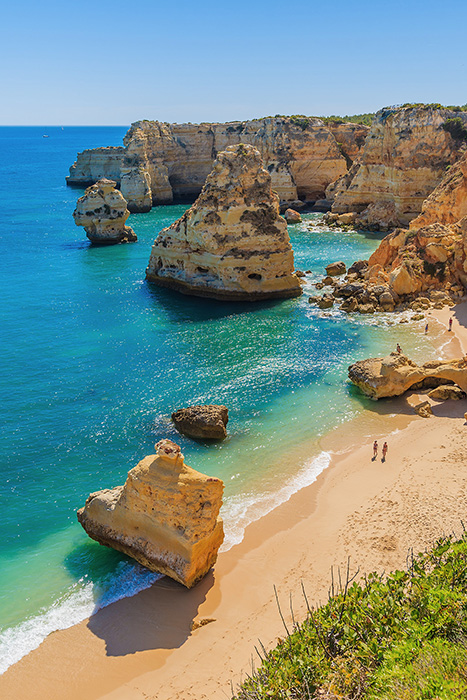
[410,152,467,229]
[73,178,137,245]
[77,439,224,588]
[329,106,467,229]
[348,352,467,399]
[68,117,369,212]
[146,144,302,301]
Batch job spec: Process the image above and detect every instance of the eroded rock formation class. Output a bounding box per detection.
[327,106,467,230]
[67,117,369,212]
[348,352,467,399]
[172,405,228,440]
[410,152,467,229]
[77,439,224,588]
[73,178,137,244]
[146,143,302,301]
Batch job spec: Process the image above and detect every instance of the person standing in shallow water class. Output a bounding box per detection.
[396,343,402,354]
[373,440,378,460]
[382,442,388,462]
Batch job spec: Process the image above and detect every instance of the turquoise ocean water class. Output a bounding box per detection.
[0,127,438,672]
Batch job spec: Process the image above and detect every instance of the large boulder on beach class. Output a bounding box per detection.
[348,352,467,399]
[77,439,224,588]
[325,261,346,276]
[73,178,137,245]
[172,405,229,440]
[145,144,302,301]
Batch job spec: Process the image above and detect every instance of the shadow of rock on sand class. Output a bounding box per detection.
[86,571,214,657]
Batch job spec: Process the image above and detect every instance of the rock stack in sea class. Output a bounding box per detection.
[73,178,137,245]
[145,143,303,301]
[77,439,224,588]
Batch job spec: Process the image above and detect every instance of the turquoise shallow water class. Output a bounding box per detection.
[0,127,439,672]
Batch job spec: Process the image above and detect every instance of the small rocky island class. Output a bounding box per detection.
[73,178,137,245]
[77,439,224,588]
[172,405,229,440]
[146,143,302,300]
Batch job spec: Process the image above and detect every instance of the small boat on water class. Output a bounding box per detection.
[42,135,49,138]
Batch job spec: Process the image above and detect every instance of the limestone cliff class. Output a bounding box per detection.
[67,147,124,187]
[410,151,467,228]
[146,144,302,301]
[73,179,137,245]
[348,352,467,399]
[364,216,467,295]
[67,117,368,212]
[77,439,224,588]
[328,106,467,229]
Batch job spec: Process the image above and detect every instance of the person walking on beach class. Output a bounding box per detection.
[449,317,453,332]
[382,441,388,462]
[425,323,429,334]
[373,440,378,460]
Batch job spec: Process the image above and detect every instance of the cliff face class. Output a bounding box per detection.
[67,117,368,212]
[410,151,467,229]
[363,216,467,296]
[67,147,124,187]
[146,143,302,301]
[73,178,137,245]
[328,107,467,229]
[77,439,224,588]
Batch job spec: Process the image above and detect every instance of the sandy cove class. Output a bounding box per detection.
[2,305,467,700]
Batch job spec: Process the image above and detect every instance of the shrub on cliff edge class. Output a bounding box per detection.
[233,533,467,699]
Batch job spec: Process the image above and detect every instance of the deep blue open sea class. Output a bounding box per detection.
[0,127,438,672]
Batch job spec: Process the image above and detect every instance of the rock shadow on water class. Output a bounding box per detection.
[65,539,215,656]
[142,280,287,324]
[346,382,424,417]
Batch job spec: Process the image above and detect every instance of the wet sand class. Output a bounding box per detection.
[2,304,467,700]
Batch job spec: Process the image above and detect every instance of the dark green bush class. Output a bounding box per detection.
[442,117,467,142]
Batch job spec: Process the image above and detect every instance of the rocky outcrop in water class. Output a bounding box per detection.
[146,143,302,301]
[348,352,467,399]
[172,405,228,440]
[67,117,369,212]
[73,178,137,244]
[327,106,467,230]
[77,439,224,588]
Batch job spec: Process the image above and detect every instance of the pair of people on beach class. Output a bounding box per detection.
[373,440,388,462]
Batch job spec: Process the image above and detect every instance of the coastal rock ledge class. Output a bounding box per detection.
[77,439,224,588]
[348,352,467,399]
[145,144,302,301]
[73,178,137,245]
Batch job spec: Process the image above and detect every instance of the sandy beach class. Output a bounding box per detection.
[2,303,467,700]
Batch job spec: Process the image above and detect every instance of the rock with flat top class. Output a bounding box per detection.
[77,439,224,588]
[171,405,229,440]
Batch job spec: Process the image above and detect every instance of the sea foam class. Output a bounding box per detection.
[0,561,161,675]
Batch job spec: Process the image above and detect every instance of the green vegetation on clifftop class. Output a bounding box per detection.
[234,534,467,699]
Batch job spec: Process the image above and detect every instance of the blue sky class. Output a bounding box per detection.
[1,0,466,125]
